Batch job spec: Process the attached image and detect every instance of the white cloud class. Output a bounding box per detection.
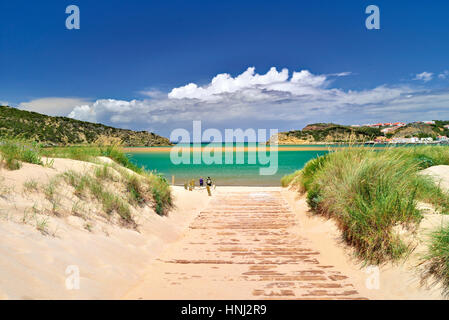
[19,97,91,116]
[438,70,449,79]
[65,67,449,135]
[138,88,167,99]
[414,72,433,82]
[169,67,293,101]
[328,71,352,77]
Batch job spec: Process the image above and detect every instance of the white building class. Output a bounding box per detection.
[390,137,419,144]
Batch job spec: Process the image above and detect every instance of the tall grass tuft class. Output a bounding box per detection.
[280,170,301,187]
[144,173,172,215]
[282,146,449,264]
[421,226,449,296]
[63,170,132,222]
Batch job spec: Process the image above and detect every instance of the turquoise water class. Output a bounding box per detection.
[126,147,328,186]
[126,143,440,186]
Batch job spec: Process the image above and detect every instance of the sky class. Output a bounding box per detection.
[1,0,449,140]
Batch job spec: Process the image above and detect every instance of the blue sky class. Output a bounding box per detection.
[1,0,449,138]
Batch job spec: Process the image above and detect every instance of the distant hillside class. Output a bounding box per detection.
[269,123,381,144]
[393,122,449,138]
[269,121,449,144]
[0,105,172,146]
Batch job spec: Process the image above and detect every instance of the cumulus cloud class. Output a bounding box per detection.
[414,71,433,82]
[65,67,449,136]
[167,67,329,101]
[19,97,91,116]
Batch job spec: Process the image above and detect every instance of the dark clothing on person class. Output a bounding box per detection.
[206,177,212,187]
[199,178,204,187]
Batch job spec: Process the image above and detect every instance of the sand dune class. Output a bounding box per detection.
[1,160,448,299]
[0,158,210,299]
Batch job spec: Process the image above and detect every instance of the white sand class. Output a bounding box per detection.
[283,189,445,300]
[421,165,449,192]
[1,161,449,300]
[281,164,449,300]
[0,158,210,299]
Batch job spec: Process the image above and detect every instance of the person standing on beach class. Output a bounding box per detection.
[206,177,212,187]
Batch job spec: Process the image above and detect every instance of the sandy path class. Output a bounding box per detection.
[124,187,366,299]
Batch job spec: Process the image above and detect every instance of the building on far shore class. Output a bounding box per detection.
[390,137,419,144]
[374,136,389,143]
[359,122,407,128]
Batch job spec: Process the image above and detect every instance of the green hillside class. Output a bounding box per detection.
[0,105,172,146]
[272,121,449,144]
[273,123,381,144]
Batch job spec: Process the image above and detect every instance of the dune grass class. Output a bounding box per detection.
[283,146,449,264]
[422,226,449,296]
[63,170,132,222]
[280,170,301,187]
[0,139,42,170]
[145,173,172,215]
[0,139,142,175]
[0,139,172,216]
[23,179,39,192]
[40,145,143,173]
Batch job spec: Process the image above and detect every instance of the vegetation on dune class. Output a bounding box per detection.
[41,145,143,173]
[63,170,132,222]
[282,146,449,264]
[0,139,142,173]
[421,226,449,296]
[280,170,301,187]
[0,139,173,218]
[0,140,42,170]
[0,105,171,146]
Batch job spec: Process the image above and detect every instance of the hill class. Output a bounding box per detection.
[0,105,172,146]
[269,123,381,144]
[393,121,449,139]
[269,121,449,144]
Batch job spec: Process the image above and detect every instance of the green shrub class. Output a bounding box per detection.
[0,139,42,170]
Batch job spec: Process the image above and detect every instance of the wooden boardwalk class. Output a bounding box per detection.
[125,188,366,299]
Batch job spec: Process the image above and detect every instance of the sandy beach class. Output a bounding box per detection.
[0,158,211,299]
[1,157,447,299]
[123,146,386,153]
